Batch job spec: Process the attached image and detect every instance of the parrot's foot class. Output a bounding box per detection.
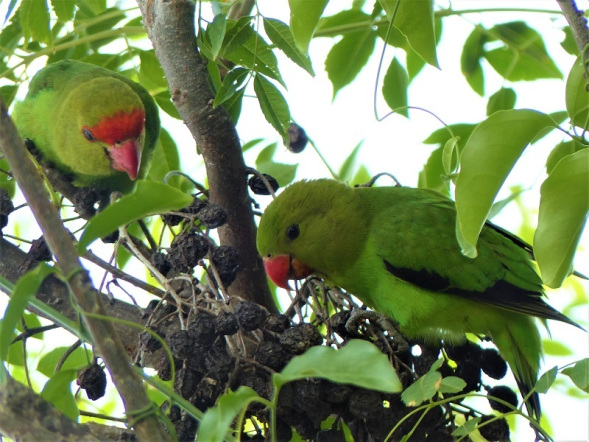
[346,308,409,352]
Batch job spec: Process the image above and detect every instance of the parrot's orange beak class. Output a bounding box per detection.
[109,139,141,180]
[263,254,313,290]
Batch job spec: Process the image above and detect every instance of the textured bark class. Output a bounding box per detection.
[0,100,170,441]
[137,0,276,312]
[556,0,589,53]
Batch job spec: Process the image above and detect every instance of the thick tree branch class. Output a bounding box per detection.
[556,0,589,52]
[0,376,97,441]
[0,100,169,441]
[136,0,276,312]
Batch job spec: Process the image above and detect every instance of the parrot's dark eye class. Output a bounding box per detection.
[286,224,300,240]
[82,127,95,141]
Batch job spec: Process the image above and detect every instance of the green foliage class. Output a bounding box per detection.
[0,1,587,440]
[535,150,589,287]
[78,180,193,251]
[455,110,556,258]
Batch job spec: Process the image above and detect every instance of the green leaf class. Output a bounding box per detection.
[197,386,259,442]
[274,340,402,393]
[441,136,460,176]
[78,181,193,251]
[452,417,481,437]
[565,55,589,130]
[264,18,314,75]
[208,13,227,60]
[423,123,477,147]
[139,50,167,91]
[153,90,181,119]
[19,0,52,45]
[317,9,370,36]
[439,376,467,394]
[379,0,438,68]
[338,141,364,182]
[253,74,290,141]
[401,370,442,406]
[256,143,298,187]
[560,26,578,56]
[461,26,487,95]
[561,358,589,393]
[289,0,329,53]
[484,22,562,81]
[221,16,253,56]
[51,0,75,23]
[325,28,377,97]
[534,149,589,287]
[0,263,55,363]
[37,347,92,377]
[223,86,246,124]
[382,57,408,117]
[486,87,516,115]
[214,67,250,108]
[542,340,573,357]
[225,32,284,85]
[535,366,558,394]
[455,110,555,258]
[41,369,79,421]
[145,129,181,185]
[545,140,585,175]
[418,146,449,195]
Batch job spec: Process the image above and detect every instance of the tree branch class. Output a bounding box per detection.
[136,0,276,312]
[556,0,589,52]
[0,100,169,441]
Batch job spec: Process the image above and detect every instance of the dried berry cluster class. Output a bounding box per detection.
[126,287,517,441]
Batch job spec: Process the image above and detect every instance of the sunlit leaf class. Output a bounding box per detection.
[19,0,52,45]
[535,149,589,287]
[486,87,516,115]
[0,263,55,363]
[274,340,402,393]
[565,55,589,131]
[379,0,438,68]
[208,13,227,60]
[401,370,441,406]
[264,18,314,75]
[51,0,75,23]
[461,26,486,95]
[197,386,259,442]
[535,366,558,393]
[78,181,193,251]
[289,0,329,53]
[253,74,290,141]
[325,28,377,97]
[561,358,589,393]
[37,347,92,377]
[41,369,79,420]
[456,110,555,257]
[382,57,408,117]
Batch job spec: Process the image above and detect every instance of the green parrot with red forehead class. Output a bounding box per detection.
[13,60,159,192]
[257,178,584,422]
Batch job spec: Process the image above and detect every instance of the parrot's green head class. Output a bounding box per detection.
[56,77,147,182]
[257,179,366,289]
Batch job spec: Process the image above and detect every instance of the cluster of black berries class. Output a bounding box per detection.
[148,197,239,285]
[0,187,14,231]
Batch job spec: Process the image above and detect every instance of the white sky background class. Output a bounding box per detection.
[1,0,588,440]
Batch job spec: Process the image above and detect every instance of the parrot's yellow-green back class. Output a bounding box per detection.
[257,179,583,422]
[12,60,160,192]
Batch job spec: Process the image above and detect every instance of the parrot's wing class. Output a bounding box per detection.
[371,189,580,327]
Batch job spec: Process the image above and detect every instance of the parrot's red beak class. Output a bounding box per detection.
[263,254,313,290]
[108,139,141,180]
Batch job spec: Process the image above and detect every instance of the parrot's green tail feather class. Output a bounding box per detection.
[493,317,542,420]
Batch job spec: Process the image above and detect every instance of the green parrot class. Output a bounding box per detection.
[12,60,160,192]
[257,179,583,420]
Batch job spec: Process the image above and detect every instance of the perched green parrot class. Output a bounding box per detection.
[257,179,583,420]
[12,60,160,192]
